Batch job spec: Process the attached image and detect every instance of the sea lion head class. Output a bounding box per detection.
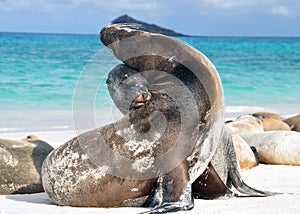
[106,64,149,114]
[22,135,40,142]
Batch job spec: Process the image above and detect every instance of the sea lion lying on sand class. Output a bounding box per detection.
[241,131,300,165]
[284,114,300,132]
[225,115,264,135]
[0,136,53,194]
[251,114,291,131]
[252,112,283,120]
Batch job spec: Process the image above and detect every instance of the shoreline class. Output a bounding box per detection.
[0,104,299,136]
[1,111,300,213]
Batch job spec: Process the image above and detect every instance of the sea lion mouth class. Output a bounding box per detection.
[130,91,152,110]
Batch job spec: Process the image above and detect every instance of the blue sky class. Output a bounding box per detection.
[0,0,299,36]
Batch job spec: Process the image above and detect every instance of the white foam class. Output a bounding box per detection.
[224,105,300,120]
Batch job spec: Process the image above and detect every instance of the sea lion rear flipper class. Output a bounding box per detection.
[192,162,234,199]
[141,161,194,214]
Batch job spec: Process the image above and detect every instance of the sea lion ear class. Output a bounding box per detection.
[130,91,152,110]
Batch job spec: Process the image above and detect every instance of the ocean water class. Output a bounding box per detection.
[0,32,300,133]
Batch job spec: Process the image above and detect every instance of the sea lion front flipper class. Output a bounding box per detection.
[142,161,194,214]
[192,162,234,199]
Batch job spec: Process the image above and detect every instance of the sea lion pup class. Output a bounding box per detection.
[107,64,270,198]
[0,136,53,194]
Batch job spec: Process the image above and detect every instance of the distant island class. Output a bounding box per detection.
[111,14,187,37]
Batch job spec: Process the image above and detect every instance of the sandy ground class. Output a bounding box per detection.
[1,131,300,214]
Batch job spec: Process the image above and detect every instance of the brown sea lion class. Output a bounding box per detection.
[22,135,41,142]
[44,23,224,212]
[225,115,264,135]
[261,118,291,131]
[283,114,300,132]
[0,137,53,194]
[42,24,273,214]
[102,24,273,211]
[102,23,276,204]
[102,23,228,212]
[252,112,283,120]
[231,135,259,170]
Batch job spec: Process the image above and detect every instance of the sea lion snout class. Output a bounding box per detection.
[130,91,152,109]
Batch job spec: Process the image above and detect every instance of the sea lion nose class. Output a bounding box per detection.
[106,78,112,84]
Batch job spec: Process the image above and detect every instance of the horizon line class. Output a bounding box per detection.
[1,30,300,38]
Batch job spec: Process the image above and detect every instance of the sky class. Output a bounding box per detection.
[0,0,300,36]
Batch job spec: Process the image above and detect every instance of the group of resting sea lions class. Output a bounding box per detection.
[1,24,300,213]
[226,112,300,168]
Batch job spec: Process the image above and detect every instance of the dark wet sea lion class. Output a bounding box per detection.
[0,137,53,194]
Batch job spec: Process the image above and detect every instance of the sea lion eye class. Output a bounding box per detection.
[122,74,129,80]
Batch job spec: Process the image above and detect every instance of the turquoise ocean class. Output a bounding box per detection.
[1,32,300,133]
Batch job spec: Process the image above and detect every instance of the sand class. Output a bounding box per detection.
[1,130,300,214]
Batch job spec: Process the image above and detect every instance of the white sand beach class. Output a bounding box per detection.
[1,130,300,214]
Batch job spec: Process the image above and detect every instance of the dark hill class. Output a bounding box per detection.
[111,14,187,36]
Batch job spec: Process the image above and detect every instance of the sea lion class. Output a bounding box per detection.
[107,63,264,193]
[44,23,223,212]
[240,131,300,165]
[101,24,273,211]
[42,24,273,213]
[252,112,283,120]
[101,23,227,213]
[283,114,300,132]
[0,136,53,194]
[230,135,258,170]
[261,118,291,131]
[225,115,264,135]
[22,135,41,142]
